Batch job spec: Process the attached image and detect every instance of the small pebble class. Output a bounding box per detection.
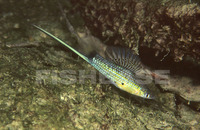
[13,23,20,29]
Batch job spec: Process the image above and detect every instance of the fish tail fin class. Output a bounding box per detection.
[64,18,107,58]
[57,2,107,58]
[57,1,81,40]
[33,25,90,62]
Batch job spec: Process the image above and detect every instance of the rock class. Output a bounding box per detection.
[160,76,200,102]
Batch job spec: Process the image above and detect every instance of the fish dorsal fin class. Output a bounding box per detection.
[105,46,142,72]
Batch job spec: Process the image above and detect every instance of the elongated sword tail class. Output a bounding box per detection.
[33,25,90,63]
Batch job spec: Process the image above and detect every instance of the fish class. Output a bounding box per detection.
[33,18,155,99]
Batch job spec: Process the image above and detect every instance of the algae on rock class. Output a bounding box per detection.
[0,0,200,129]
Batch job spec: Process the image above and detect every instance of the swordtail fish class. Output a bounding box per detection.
[33,20,154,99]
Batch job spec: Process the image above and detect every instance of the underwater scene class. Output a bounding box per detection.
[0,0,200,129]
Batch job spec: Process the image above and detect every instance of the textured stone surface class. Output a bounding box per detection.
[161,76,200,102]
[0,0,200,129]
[71,0,200,62]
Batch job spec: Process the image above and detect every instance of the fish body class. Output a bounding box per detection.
[33,21,154,99]
[91,54,150,98]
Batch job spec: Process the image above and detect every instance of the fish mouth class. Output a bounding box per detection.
[143,92,156,99]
